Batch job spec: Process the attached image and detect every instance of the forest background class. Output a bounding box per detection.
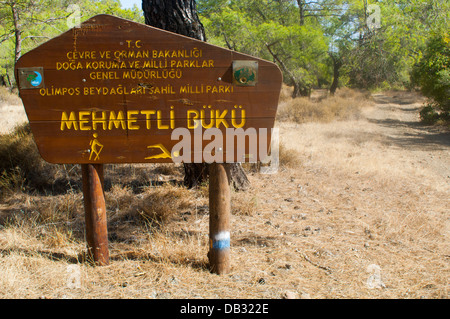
[0,0,449,121]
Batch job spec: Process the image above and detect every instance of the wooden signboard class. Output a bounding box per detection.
[15,14,282,164]
[15,15,282,271]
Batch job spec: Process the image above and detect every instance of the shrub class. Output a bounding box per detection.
[0,123,74,196]
[136,184,196,225]
[412,33,450,123]
[419,104,441,124]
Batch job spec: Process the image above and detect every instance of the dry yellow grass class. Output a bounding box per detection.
[0,87,21,106]
[0,87,27,135]
[277,87,372,124]
[0,89,448,299]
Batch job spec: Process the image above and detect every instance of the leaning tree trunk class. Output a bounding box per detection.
[11,3,22,64]
[142,0,250,190]
[266,42,309,98]
[329,53,342,96]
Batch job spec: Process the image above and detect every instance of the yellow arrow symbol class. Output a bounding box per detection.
[145,144,172,160]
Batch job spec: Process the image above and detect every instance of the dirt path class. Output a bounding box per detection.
[255,91,450,298]
[279,92,450,192]
[366,93,450,183]
[0,102,27,135]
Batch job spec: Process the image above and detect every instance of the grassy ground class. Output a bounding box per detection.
[0,86,448,299]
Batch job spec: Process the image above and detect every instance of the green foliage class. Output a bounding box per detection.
[413,34,450,108]
[0,0,143,87]
[198,0,449,94]
[413,33,450,122]
[198,0,330,96]
[419,104,442,125]
[320,0,450,90]
[2,0,449,99]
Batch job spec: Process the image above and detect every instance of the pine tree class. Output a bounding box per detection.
[142,0,250,190]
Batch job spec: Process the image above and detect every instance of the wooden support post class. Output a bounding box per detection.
[208,163,231,274]
[81,164,109,266]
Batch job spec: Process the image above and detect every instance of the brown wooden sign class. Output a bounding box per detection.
[15,14,282,164]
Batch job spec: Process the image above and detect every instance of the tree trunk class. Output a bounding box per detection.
[183,162,209,189]
[142,0,206,41]
[266,42,310,98]
[297,0,305,26]
[329,54,342,96]
[295,83,311,98]
[142,0,250,191]
[0,75,7,87]
[11,4,22,63]
[0,74,12,88]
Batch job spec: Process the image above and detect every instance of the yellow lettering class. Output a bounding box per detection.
[127,110,140,130]
[60,111,78,131]
[108,111,126,130]
[231,108,246,128]
[89,71,119,80]
[170,106,175,129]
[187,110,200,129]
[140,110,156,129]
[215,110,229,128]
[201,107,214,129]
[157,110,169,129]
[92,111,107,131]
[79,111,91,131]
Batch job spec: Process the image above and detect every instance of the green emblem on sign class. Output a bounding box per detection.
[232,60,258,86]
[27,73,37,82]
[17,67,44,89]
[234,67,255,85]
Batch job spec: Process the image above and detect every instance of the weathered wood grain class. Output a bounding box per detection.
[15,14,282,164]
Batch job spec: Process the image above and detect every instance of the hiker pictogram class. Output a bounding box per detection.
[89,133,103,161]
